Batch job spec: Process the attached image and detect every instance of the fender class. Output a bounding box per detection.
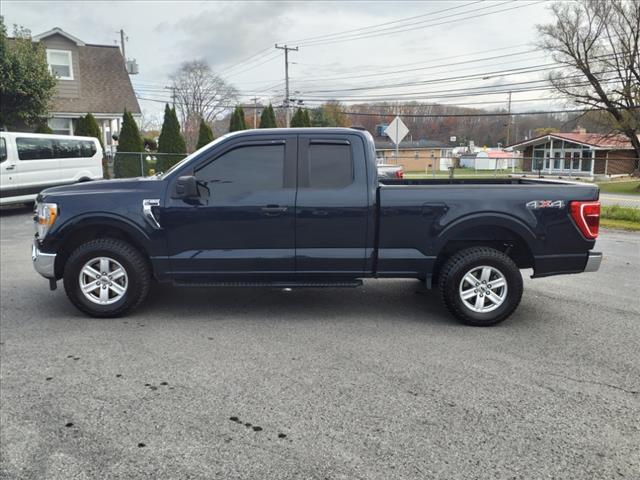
[44,212,156,255]
[433,212,540,255]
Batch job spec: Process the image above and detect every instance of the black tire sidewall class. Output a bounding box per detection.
[443,251,523,326]
[64,242,145,317]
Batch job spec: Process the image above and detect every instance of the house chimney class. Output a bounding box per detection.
[573,125,587,134]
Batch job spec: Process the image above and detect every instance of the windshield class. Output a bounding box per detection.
[160,133,233,178]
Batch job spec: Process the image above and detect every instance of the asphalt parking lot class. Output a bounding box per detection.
[1,205,639,480]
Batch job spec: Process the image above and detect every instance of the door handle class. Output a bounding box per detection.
[5,165,15,170]
[261,205,288,216]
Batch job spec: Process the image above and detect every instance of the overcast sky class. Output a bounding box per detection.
[3,0,558,120]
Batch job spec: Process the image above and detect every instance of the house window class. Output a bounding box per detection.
[48,118,73,135]
[46,49,73,80]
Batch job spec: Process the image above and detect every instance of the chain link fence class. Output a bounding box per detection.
[109,152,189,178]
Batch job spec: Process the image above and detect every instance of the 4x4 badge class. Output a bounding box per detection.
[526,200,565,209]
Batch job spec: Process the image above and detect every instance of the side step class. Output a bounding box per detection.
[173,280,363,288]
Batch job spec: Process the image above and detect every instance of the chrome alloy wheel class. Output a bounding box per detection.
[458,265,508,313]
[79,257,128,305]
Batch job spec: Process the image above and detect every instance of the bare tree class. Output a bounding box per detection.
[171,60,238,150]
[537,0,640,170]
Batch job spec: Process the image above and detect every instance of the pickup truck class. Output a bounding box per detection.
[32,128,602,326]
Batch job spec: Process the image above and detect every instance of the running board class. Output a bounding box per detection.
[173,280,363,288]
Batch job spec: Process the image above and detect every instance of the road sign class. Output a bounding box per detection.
[384,116,409,145]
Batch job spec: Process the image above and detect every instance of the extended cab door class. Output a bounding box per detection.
[163,135,297,279]
[295,134,370,276]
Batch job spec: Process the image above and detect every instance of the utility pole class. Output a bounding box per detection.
[164,86,176,108]
[505,91,512,146]
[275,44,298,127]
[251,97,259,128]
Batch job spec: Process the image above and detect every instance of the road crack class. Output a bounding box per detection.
[544,372,639,395]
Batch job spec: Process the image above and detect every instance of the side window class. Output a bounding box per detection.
[81,140,97,157]
[16,137,55,161]
[308,142,353,189]
[55,139,82,158]
[195,144,285,202]
[0,138,6,163]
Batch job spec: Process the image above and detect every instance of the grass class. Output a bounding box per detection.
[600,205,640,231]
[596,180,640,196]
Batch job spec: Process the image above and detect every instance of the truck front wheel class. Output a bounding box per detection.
[63,238,151,318]
[439,247,523,326]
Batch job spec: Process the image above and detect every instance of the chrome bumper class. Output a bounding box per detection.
[584,252,602,273]
[32,240,56,279]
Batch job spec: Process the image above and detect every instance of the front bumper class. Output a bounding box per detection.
[32,240,56,279]
[584,251,602,272]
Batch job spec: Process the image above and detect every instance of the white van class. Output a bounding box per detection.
[0,132,104,205]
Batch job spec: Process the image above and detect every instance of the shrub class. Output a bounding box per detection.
[157,104,186,172]
[196,119,214,149]
[114,109,144,178]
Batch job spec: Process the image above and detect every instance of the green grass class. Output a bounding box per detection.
[601,205,640,222]
[596,180,640,196]
[600,218,640,231]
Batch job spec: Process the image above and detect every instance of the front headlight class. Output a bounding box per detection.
[35,202,58,239]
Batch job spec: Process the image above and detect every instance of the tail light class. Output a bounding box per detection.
[570,201,600,239]
[395,169,404,179]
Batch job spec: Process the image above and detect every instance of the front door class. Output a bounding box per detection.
[163,135,297,280]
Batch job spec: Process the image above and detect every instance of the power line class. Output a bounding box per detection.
[338,106,640,118]
[285,0,485,45]
[298,1,544,47]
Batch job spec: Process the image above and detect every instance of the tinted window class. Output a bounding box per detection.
[195,144,285,202]
[54,139,96,158]
[308,142,353,189]
[81,140,97,157]
[55,139,82,158]
[0,138,6,163]
[16,137,55,160]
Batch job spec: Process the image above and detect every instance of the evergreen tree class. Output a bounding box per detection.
[302,109,311,127]
[114,109,144,178]
[229,106,247,132]
[75,113,103,148]
[158,104,187,172]
[34,121,52,134]
[258,104,277,128]
[290,108,305,127]
[196,118,214,149]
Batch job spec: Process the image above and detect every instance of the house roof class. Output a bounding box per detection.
[510,132,634,150]
[32,27,85,46]
[24,29,141,115]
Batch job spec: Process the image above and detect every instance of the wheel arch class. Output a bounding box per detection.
[432,213,537,281]
[53,215,152,279]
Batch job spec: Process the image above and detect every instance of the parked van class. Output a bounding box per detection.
[0,132,103,205]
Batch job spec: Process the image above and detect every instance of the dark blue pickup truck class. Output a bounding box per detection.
[32,128,602,326]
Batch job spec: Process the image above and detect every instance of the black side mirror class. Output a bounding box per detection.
[173,175,199,199]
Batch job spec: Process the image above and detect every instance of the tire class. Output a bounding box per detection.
[439,247,523,326]
[63,238,150,318]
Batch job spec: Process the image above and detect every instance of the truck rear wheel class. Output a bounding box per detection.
[63,238,150,318]
[439,247,523,326]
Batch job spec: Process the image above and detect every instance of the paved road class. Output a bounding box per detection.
[599,193,640,209]
[1,206,639,480]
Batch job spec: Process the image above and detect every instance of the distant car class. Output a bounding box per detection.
[377,162,404,179]
[0,132,103,205]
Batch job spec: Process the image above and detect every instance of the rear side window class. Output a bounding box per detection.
[16,137,55,160]
[54,139,97,158]
[308,142,353,189]
[0,138,6,163]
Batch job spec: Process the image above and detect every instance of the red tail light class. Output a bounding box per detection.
[395,170,404,179]
[570,201,600,239]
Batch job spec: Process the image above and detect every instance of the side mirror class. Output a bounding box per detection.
[173,175,199,199]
